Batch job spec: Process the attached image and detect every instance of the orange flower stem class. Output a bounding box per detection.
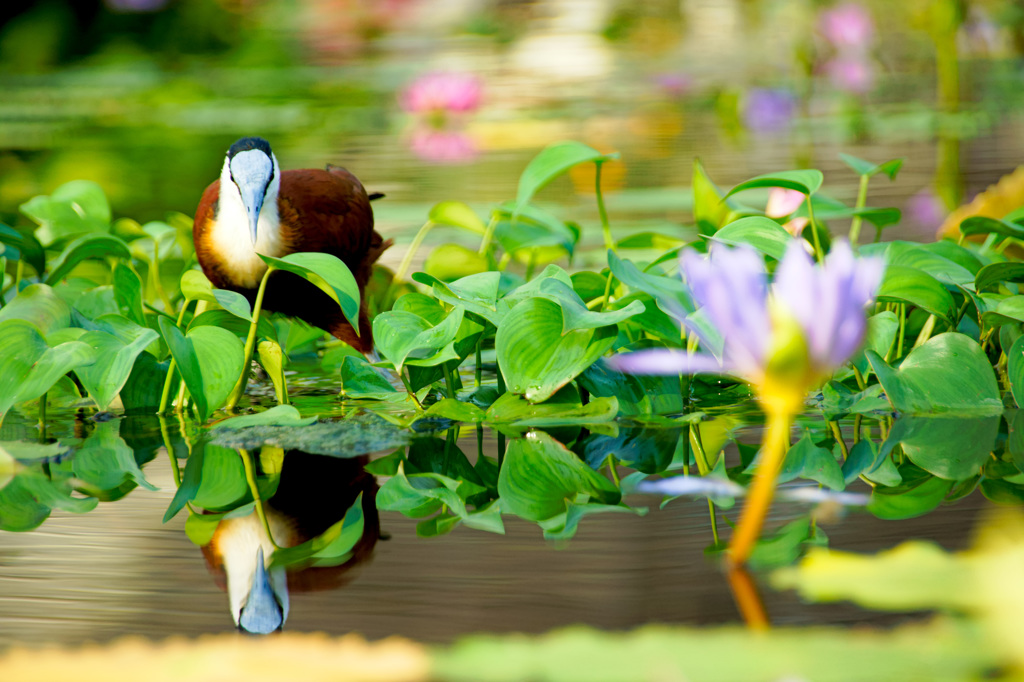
[726,564,770,631]
[728,407,793,565]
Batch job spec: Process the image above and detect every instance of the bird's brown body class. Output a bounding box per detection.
[193,165,391,352]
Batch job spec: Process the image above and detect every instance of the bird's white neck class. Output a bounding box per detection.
[213,156,285,288]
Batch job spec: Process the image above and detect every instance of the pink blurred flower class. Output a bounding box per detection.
[825,56,875,93]
[410,128,477,164]
[819,3,875,52]
[654,73,693,98]
[906,189,946,231]
[401,72,482,114]
[765,188,806,218]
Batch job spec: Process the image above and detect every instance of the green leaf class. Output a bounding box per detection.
[423,399,486,423]
[536,278,645,332]
[73,325,159,410]
[45,233,132,285]
[428,201,487,235]
[607,251,693,317]
[0,283,72,334]
[258,252,360,333]
[191,443,249,510]
[20,180,111,244]
[979,296,1024,327]
[876,265,955,321]
[778,433,845,490]
[423,243,491,281]
[339,355,398,399]
[0,224,46,276]
[487,392,619,428]
[113,262,145,326]
[880,416,999,481]
[615,232,687,250]
[73,420,156,493]
[882,242,974,286]
[515,141,617,210]
[270,493,366,569]
[867,333,1001,415]
[498,430,620,523]
[975,262,1024,292]
[0,477,52,531]
[868,476,953,520]
[179,269,215,301]
[1008,336,1024,409]
[159,318,245,422]
[120,352,168,414]
[211,405,317,430]
[838,154,904,179]
[0,319,96,417]
[496,297,618,403]
[712,216,792,260]
[959,216,1024,240]
[725,170,824,198]
[850,311,899,377]
[188,309,277,343]
[413,271,503,326]
[692,158,734,233]
[373,306,464,375]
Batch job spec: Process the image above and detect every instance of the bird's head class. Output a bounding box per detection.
[221,530,290,635]
[222,136,280,246]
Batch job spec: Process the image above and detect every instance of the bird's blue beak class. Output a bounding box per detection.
[237,181,265,247]
[238,547,283,635]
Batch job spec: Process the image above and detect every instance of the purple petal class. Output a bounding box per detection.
[605,350,730,376]
[681,245,770,374]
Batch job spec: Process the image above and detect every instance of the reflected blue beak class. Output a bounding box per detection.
[238,547,283,634]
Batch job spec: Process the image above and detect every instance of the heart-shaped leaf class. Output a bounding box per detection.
[838,154,903,179]
[413,271,503,326]
[975,262,1024,292]
[498,430,620,523]
[374,307,465,374]
[159,318,245,422]
[258,252,360,333]
[712,216,792,261]
[428,201,487,234]
[45,233,132,285]
[20,180,111,244]
[876,265,955,321]
[880,416,999,481]
[515,141,617,210]
[536,279,644,332]
[0,319,96,418]
[496,297,619,403]
[0,283,72,334]
[867,333,1001,415]
[725,170,824,198]
[73,323,159,410]
[959,216,1024,240]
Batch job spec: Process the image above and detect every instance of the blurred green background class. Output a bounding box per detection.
[2,0,1023,245]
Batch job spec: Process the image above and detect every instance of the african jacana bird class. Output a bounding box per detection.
[193,137,391,352]
[201,451,381,634]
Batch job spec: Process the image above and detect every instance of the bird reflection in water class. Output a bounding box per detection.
[199,451,381,634]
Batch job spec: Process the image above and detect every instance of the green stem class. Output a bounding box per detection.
[708,499,720,546]
[829,421,848,462]
[848,174,870,246]
[606,454,621,487]
[896,303,906,359]
[853,414,863,445]
[477,214,499,256]
[804,195,824,262]
[159,299,193,415]
[13,259,23,294]
[851,365,867,391]
[240,448,280,550]
[442,361,457,400]
[595,161,615,254]
[400,368,424,409]
[474,337,482,388]
[37,391,46,432]
[150,244,174,313]
[690,423,712,476]
[393,221,434,284]
[227,266,274,412]
[600,268,615,312]
[913,314,937,349]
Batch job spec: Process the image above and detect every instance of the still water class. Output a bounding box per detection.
[0,421,991,648]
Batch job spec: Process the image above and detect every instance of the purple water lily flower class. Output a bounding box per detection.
[744,88,796,134]
[608,240,884,386]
